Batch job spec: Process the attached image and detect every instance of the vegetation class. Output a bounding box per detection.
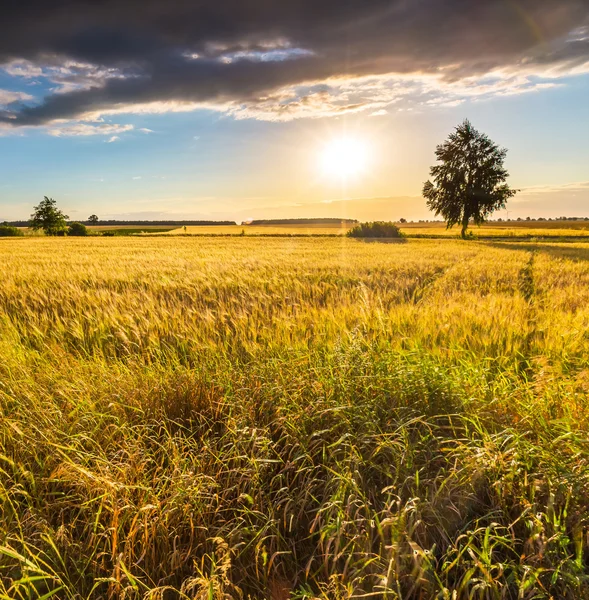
[29,196,69,236]
[0,224,24,237]
[347,221,404,238]
[423,120,517,238]
[0,237,588,598]
[68,222,89,236]
[87,215,99,226]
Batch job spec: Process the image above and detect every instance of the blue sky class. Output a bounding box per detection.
[1,2,588,221]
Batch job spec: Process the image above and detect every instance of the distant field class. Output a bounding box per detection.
[89,225,177,234]
[1,236,589,598]
[14,225,178,235]
[404,226,589,237]
[13,221,589,238]
[401,220,589,236]
[162,223,353,235]
[161,220,589,237]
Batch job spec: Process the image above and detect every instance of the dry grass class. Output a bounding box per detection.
[0,236,589,598]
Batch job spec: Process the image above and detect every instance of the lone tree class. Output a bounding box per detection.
[30,197,69,236]
[87,214,99,225]
[423,120,516,238]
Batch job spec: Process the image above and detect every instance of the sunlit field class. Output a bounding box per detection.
[163,224,354,236]
[162,221,589,238]
[89,225,177,233]
[400,220,589,238]
[1,236,589,598]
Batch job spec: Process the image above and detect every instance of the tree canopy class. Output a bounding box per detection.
[30,197,69,236]
[423,120,517,238]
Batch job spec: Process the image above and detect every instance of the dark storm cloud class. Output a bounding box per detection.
[0,0,588,125]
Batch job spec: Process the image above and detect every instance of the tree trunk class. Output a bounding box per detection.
[461,216,469,239]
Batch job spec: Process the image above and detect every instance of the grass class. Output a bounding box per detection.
[0,236,589,598]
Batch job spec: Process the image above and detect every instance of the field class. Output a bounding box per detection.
[162,224,353,236]
[14,221,589,239]
[88,226,177,235]
[162,221,589,238]
[1,236,589,598]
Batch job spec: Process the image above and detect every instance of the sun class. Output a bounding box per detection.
[319,137,370,180]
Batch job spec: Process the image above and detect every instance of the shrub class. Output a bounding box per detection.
[68,222,88,236]
[347,221,404,238]
[0,225,24,237]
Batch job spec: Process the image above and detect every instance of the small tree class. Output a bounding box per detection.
[68,222,88,236]
[423,120,517,238]
[88,214,99,226]
[30,197,69,236]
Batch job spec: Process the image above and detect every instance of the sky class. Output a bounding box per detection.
[0,0,588,222]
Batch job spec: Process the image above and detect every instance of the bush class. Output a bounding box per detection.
[0,225,24,237]
[68,222,88,236]
[347,221,404,238]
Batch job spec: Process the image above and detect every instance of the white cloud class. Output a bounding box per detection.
[0,89,33,106]
[47,122,134,137]
[63,65,574,124]
[2,58,134,94]
[518,181,589,196]
[84,100,211,119]
[105,135,120,143]
[221,63,585,122]
[2,60,43,78]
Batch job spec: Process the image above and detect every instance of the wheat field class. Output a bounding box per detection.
[1,236,589,599]
[159,222,589,238]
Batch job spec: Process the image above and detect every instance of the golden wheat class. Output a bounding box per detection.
[0,236,588,599]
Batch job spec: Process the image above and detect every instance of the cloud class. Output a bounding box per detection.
[47,122,134,137]
[510,181,589,217]
[0,89,33,106]
[106,135,120,143]
[518,181,589,196]
[0,1,587,126]
[2,60,44,79]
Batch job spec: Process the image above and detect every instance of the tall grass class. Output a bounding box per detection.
[0,237,589,598]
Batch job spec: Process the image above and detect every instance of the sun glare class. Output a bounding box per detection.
[319,137,370,180]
